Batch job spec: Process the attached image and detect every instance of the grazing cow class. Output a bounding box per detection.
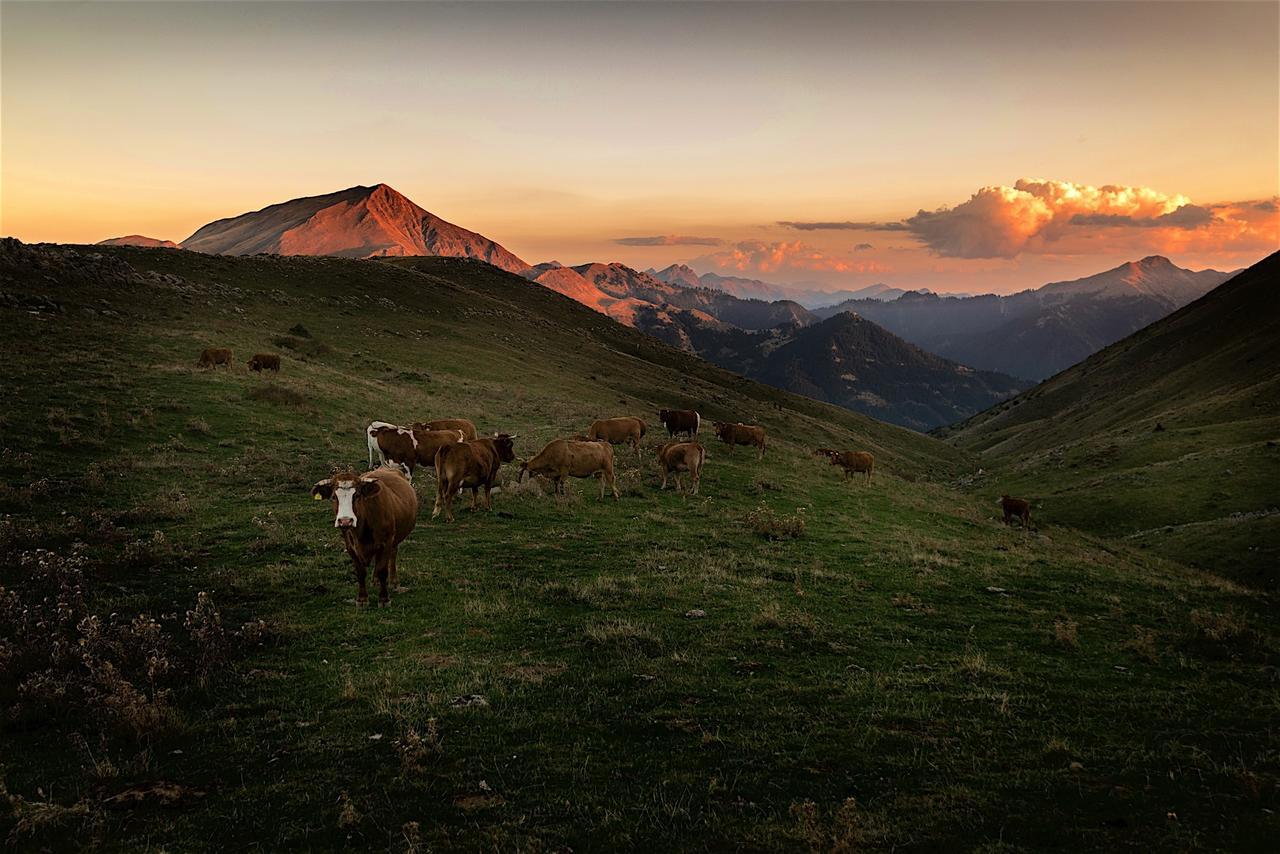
[311,466,417,607]
[999,495,1033,528]
[197,347,232,368]
[713,422,767,459]
[366,421,419,479]
[416,418,478,441]
[247,353,280,373]
[519,438,620,500]
[410,426,466,475]
[658,408,700,439]
[586,416,647,457]
[657,441,706,495]
[815,448,875,483]
[433,433,517,522]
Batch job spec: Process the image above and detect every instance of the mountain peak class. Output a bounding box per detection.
[178,185,528,271]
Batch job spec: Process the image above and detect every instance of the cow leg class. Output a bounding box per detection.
[691,473,700,496]
[660,470,668,490]
[388,546,406,592]
[351,558,370,607]
[609,469,619,501]
[484,481,493,510]
[469,486,479,511]
[373,549,391,607]
[674,473,683,494]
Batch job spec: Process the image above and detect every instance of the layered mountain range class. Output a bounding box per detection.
[814,257,1234,381]
[93,183,1237,428]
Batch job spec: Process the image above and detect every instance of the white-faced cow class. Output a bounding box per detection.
[519,438,620,500]
[311,466,417,607]
[433,433,517,522]
[657,441,706,495]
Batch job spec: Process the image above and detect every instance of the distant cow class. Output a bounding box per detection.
[519,438,620,500]
[247,353,280,372]
[658,409,700,439]
[657,441,706,495]
[416,418,478,441]
[713,422,767,459]
[433,433,517,522]
[586,416,647,457]
[311,466,417,607]
[816,448,874,483]
[999,495,1033,528]
[198,347,232,368]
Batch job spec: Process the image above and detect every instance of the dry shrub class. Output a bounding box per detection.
[397,718,441,776]
[1052,617,1079,650]
[336,792,360,828]
[790,797,884,852]
[0,550,269,737]
[891,593,936,615]
[184,416,211,436]
[745,505,806,541]
[1124,626,1160,663]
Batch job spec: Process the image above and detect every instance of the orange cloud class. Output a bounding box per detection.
[905,179,1279,259]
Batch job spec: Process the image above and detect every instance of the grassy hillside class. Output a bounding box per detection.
[1,241,1276,851]
[940,252,1280,589]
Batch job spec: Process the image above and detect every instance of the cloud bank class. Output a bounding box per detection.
[903,179,1277,259]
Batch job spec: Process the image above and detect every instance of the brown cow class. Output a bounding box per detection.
[247,353,280,372]
[586,416,647,457]
[416,418,478,441]
[311,466,417,607]
[657,441,706,495]
[713,422,767,459]
[368,423,467,479]
[999,495,1033,528]
[519,438,620,500]
[658,409,700,439]
[433,433,517,522]
[197,347,232,368]
[816,448,875,483]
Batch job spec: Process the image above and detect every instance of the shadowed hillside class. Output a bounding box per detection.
[942,251,1280,588]
[1,239,1275,850]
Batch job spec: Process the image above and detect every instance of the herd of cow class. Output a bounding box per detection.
[307,410,881,606]
[197,346,1032,607]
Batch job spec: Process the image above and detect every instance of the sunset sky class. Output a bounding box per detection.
[2,1,1277,294]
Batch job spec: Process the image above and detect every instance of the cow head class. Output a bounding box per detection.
[814,448,837,461]
[312,468,381,528]
[657,409,671,424]
[493,433,517,462]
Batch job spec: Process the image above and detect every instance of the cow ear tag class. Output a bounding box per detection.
[313,493,323,500]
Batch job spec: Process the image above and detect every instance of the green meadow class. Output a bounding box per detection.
[1,245,1275,851]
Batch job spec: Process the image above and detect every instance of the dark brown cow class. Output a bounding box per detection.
[198,347,232,368]
[519,438,619,500]
[999,495,1033,528]
[586,416,647,457]
[311,466,417,607]
[657,441,706,495]
[433,433,517,522]
[410,426,466,474]
[658,409,701,438]
[416,418,478,441]
[816,448,875,483]
[247,353,280,372]
[713,422,767,459]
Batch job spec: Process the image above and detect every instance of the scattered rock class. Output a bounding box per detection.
[450,694,489,708]
[685,609,707,619]
[1069,761,1085,773]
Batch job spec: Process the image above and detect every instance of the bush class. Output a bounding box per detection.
[745,505,806,540]
[270,335,331,359]
[0,549,270,735]
[288,323,311,338]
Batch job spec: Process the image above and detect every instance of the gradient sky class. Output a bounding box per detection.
[2,1,1277,293]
